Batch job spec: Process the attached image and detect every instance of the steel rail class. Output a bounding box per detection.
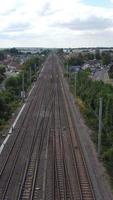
[0,69,54,199]
[18,91,55,200]
[59,63,96,199]
[1,79,47,199]
[0,75,44,177]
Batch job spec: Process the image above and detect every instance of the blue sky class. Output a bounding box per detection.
[84,0,111,7]
[0,0,113,48]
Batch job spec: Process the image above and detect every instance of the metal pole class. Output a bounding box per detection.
[27,71,29,84]
[30,67,31,85]
[75,73,76,99]
[22,72,24,92]
[35,64,36,74]
[35,64,37,80]
[98,97,103,157]
[67,62,70,81]
[66,62,68,73]
[22,72,25,102]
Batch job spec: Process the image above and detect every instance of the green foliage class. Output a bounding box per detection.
[2,90,14,103]
[64,72,69,78]
[24,57,39,68]
[102,148,113,179]
[68,53,84,66]
[5,75,21,97]
[7,48,19,55]
[84,68,91,75]
[0,64,5,83]
[70,70,113,178]
[108,64,113,78]
[102,148,113,163]
[0,95,11,123]
[0,51,5,61]
[101,52,111,65]
[57,48,64,55]
[95,49,101,60]
[84,52,94,60]
[0,64,5,74]
[0,54,46,132]
[5,56,41,98]
[76,71,113,125]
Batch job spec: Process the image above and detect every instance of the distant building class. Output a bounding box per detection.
[82,64,90,70]
[69,65,81,73]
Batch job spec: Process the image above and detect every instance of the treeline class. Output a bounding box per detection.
[0,55,44,131]
[66,49,112,66]
[70,70,113,178]
[0,65,6,83]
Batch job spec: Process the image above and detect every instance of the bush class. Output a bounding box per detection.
[69,70,113,180]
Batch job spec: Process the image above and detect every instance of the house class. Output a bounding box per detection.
[69,65,81,73]
[82,64,90,70]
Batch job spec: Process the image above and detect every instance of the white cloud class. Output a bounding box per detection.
[0,0,113,47]
[53,16,113,32]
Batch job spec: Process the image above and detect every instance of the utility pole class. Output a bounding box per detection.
[74,73,76,99]
[66,62,68,73]
[98,97,103,157]
[67,62,70,82]
[35,64,37,74]
[21,72,25,102]
[26,69,29,85]
[22,72,24,92]
[34,64,37,80]
[29,67,31,85]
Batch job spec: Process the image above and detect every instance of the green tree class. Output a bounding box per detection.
[9,48,19,55]
[0,65,5,83]
[85,53,94,60]
[68,53,84,66]
[108,64,113,78]
[0,64,5,74]
[5,76,20,96]
[95,49,101,60]
[0,51,5,61]
[0,95,11,122]
[101,52,111,65]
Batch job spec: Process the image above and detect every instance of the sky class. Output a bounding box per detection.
[0,0,113,48]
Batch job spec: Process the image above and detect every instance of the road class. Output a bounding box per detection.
[0,54,112,199]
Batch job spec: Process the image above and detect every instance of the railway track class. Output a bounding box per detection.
[60,72,95,199]
[18,92,54,199]
[0,82,46,199]
[0,56,55,199]
[0,54,96,199]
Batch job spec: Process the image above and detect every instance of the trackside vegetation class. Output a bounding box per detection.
[69,70,113,183]
[0,55,44,133]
